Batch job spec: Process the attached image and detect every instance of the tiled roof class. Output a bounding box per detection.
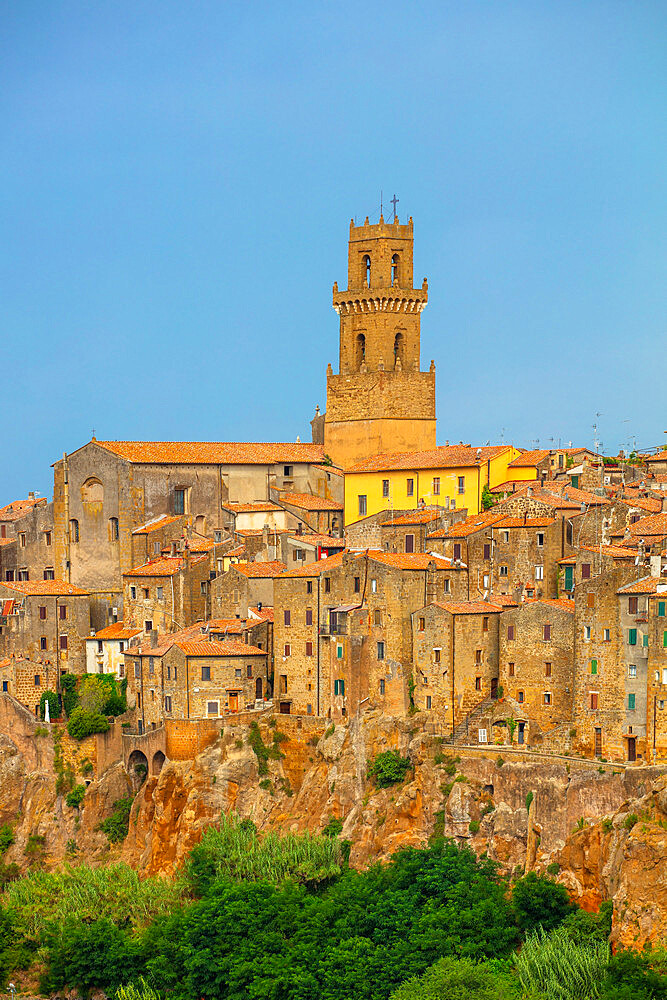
[0,497,47,522]
[278,492,344,511]
[428,512,504,539]
[175,639,266,657]
[189,537,216,552]
[123,555,207,578]
[645,452,667,463]
[379,509,446,526]
[234,561,287,578]
[234,528,290,537]
[367,551,454,571]
[313,463,344,477]
[492,517,556,529]
[620,497,663,513]
[249,605,274,622]
[280,551,346,578]
[508,450,551,467]
[523,598,575,614]
[221,501,282,514]
[224,544,246,559]
[488,594,520,606]
[346,445,510,474]
[130,623,206,657]
[430,601,503,615]
[0,538,16,546]
[540,483,609,507]
[628,513,667,537]
[581,544,636,560]
[490,479,537,494]
[132,515,182,535]
[91,622,142,640]
[0,580,88,596]
[290,532,345,547]
[618,576,661,595]
[95,440,325,465]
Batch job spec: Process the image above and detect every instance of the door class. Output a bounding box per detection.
[405,533,414,553]
[517,722,525,745]
[490,678,498,699]
[627,737,636,762]
[255,677,263,700]
[594,727,602,756]
[279,701,291,715]
[229,692,239,712]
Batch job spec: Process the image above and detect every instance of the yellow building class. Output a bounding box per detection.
[344,444,522,525]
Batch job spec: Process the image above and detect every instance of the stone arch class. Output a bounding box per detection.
[394,331,405,367]
[391,253,400,286]
[128,748,148,778]
[255,676,263,700]
[81,477,104,504]
[152,750,165,775]
[355,333,366,370]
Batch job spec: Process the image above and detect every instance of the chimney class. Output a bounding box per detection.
[150,629,158,648]
[28,491,35,501]
[297,522,303,536]
[257,601,262,611]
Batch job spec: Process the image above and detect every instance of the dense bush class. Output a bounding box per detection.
[367,750,412,788]
[39,690,59,721]
[390,956,518,999]
[59,673,78,716]
[512,870,573,933]
[516,925,609,999]
[65,784,86,810]
[67,706,110,740]
[43,918,145,994]
[99,798,134,844]
[79,674,127,717]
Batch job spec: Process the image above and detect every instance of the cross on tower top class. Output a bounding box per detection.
[390,194,399,218]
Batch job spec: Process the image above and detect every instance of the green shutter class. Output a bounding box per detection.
[643,633,649,648]
[591,659,598,675]
[658,601,666,618]
[564,566,573,591]
[628,629,637,646]
[663,630,667,648]
[628,693,636,711]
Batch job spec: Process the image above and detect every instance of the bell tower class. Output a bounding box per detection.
[322,215,436,469]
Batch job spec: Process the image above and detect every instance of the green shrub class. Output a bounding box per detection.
[0,823,14,854]
[42,917,145,994]
[39,690,59,721]
[546,861,560,876]
[600,948,667,999]
[601,817,613,834]
[469,820,480,834]
[60,673,78,716]
[322,817,343,838]
[98,798,134,844]
[516,925,610,999]
[390,955,519,999]
[624,812,638,831]
[367,750,412,788]
[67,706,110,740]
[324,723,335,739]
[115,977,161,1000]
[66,785,86,810]
[525,790,534,812]
[512,871,573,933]
[247,721,283,776]
[496,756,504,768]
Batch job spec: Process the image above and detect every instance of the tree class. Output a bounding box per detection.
[390,956,519,1000]
[481,484,496,511]
[42,919,144,994]
[512,872,572,933]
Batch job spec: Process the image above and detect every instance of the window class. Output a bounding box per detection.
[603,628,610,642]
[358,495,367,516]
[142,587,149,600]
[483,544,491,560]
[628,693,636,711]
[434,648,441,663]
[164,696,172,712]
[391,253,399,285]
[59,634,68,651]
[507,625,514,640]
[432,477,440,495]
[2,682,7,693]
[501,530,510,543]
[148,657,155,676]
[34,674,40,686]
[405,533,415,553]
[134,662,141,679]
[544,692,552,705]
[628,596,638,614]
[354,576,360,593]
[130,587,136,600]
[478,729,488,743]
[305,608,313,625]
[324,577,331,593]
[174,488,186,515]
[377,641,385,660]
[371,578,377,593]
[145,620,152,632]
[543,624,551,641]
[200,581,208,596]
[336,644,343,659]
[587,593,595,609]
[69,519,79,543]
[407,478,414,496]
[306,580,313,594]
[591,659,598,675]
[18,532,26,547]
[483,616,489,632]
[110,517,119,541]
[475,676,482,691]
[39,606,47,620]
[214,530,223,543]
[581,563,591,579]
[475,649,482,664]
[458,476,465,495]
[334,679,345,696]
[18,569,28,581]
[40,637,47,650]
[628,628,637,646]
[590,692,598,710]
[97,640,103,653]
[584,625,591,640]
[284,465,293,477]
[293,548,305,561]
[379,678,385,695]
[44,531,52,546]
[373,609,381,626]
[663,668,667,685]
[426,695,432,709]
[517,690,524,703]
[284,644,291,657]
[453,543,462,560]
[483,574,489,589]
[157,586,163,601]
[628,664,637,678]
[537,532,544,547]
[499,565,508,577]
[658,602,666,618]
[382,479,390,498]
[443,578,451,594]
[284,609,291,626]
[508,662,515,676]
[535,566,544,581]
[545,662,552,677]
[305,641,313,656]
[201,664,211,681]
[207,701,219,717]
[664,631,667,648]
[235,668,242,679]
[418,617,425,632]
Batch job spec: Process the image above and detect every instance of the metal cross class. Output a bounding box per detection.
[390,194,399,217]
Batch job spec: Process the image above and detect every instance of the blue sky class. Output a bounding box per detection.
[1,0,665,502]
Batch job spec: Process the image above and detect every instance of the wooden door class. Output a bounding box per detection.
[490,678,498,699]
[627,737,636,762]
[229,693,239,712]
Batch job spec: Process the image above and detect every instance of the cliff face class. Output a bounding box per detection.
[2,699,667,951]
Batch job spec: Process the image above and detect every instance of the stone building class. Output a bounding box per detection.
[85,621,142,677]
[269,491,344,537]
[0,580,90,676]
[123,552,211,634]
[411,601,503,733]
[0,655,52,716]
[645,565,667,761]
[0,496,56,584]
[210,561,286,619]
[130,515,188,566]
[498,598,575,746]
[320,216,436,469]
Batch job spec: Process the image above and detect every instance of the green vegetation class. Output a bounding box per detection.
[322,816,343,837]
[390,956,518,999]
[625,812,639,831]
[525,790,534,812]
[98,798,134,844]
[246,720,284,776]
[367,749,412,787]
[481,483,497,511]
[516,925,610,999]
[67,706,110,740]
[65,784,86,810]
[39,690,59,721]
[60,673,78,715]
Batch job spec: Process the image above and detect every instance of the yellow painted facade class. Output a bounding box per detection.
[344,446,522,525]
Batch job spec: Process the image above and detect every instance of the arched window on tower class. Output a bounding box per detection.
[394,332,404,367]
[363,255,371,287]
[356,334,366,370]
[391,254,400,286]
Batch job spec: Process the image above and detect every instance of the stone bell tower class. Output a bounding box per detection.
[322,215,436,469]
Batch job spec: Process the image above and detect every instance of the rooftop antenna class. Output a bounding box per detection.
[380,190,383,218]
[390,193,399,218]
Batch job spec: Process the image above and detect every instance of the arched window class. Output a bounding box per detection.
[109,517,119,541]
[363,254,371,287]
[391,254,399,286]
[356,333,366,369]
[195,514,206,536]
[81,478,103,503]
[394,332,404,366]
[69,519,79,543]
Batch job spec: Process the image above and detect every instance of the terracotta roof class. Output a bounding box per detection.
[645,452,667,463]
[129,623,206,657]
[508,450,551,467]
[280,551,346,578]
[0,580,88,596]
[618,576,662,595]
[221,501,282,514]
[488,594,520,606]
[249,605,274,622]
[428,512,505,539]
[540,483,609,507]
[492,517,556,529]
[123,555,207,578]
[313,463,344,477]
[233,561,287,578]
[132,515,182,535]
[620,497,663,513]
[0,538,16,546]
[224,544,246,559]
[278,492,344,511]
[490,479,537,494]
[189,537,216,553]
[290,532,345,547]
[367,551,454,571]
[558,555,577,564]
[628,513,667,538]
[430,601,503,615]
[523,598,575,614]
[346,445,510,474]
[91,622,142,640]
[379,509,446,526]
[0,497,47,522]
[95,440,325,465]
[581,544,637,560]
[234,528,290,537]
[175,639,266,657]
